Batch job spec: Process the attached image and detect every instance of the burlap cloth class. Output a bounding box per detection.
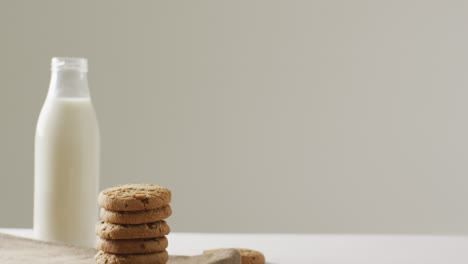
[0,232,241,264]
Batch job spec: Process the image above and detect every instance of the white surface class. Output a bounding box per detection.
[2,229,468,264]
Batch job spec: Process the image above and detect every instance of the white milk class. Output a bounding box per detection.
[34,58,100,247]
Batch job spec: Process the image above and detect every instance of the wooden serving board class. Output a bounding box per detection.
[0,233,240,264]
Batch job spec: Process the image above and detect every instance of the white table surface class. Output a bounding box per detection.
[1,228,468,264]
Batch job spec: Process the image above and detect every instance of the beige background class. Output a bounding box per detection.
[1,0,468,234]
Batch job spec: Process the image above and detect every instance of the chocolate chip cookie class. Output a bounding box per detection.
[96,220,170,240]
[100,205,172,224]
[98,184,171,211]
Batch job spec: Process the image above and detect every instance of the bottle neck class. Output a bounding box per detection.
[47,70,90,99]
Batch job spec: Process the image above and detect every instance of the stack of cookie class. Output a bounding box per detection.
[95,184,172,264]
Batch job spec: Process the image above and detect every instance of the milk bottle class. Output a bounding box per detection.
[34,57,100,247]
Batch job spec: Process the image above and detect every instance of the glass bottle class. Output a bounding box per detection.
[34,57,100,247]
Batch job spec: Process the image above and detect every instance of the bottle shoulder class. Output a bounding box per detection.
[36,97,100,139]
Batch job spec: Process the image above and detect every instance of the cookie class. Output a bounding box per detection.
[96,220,171,240]
[97,236,168,254]
[95,250,169,264]
[204,248,265,264]
[98,184,171,211]
[100,205,172,224]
